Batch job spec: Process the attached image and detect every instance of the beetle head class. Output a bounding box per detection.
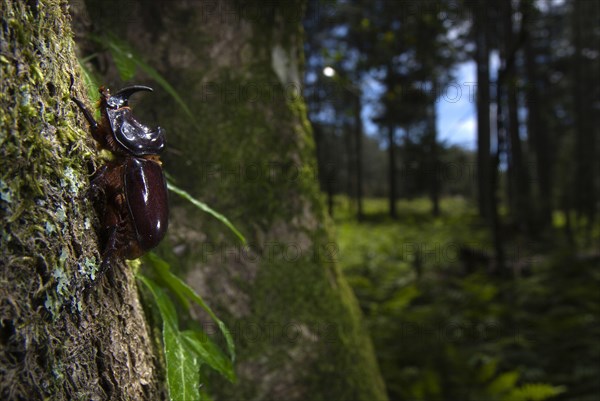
[106,85,153,109]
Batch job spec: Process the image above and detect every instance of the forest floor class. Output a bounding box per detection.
[333,196,600,401]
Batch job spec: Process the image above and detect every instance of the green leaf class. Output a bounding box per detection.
[77,58,100,106]
[144,253,236,363]
[109,44,137,81]
[504,383,567,401]
[139,276,201,401]
[181,330,236,383]
[383,285,420,312]
[164,321,201,401]
[487,371,520,395]
[478,358,498,383]
[423,369,441,396]
[166,181,246,244]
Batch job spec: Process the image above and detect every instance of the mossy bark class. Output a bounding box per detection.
[79,1,388,400]
[0,1,162,399]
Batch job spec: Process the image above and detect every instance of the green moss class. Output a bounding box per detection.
[0,0,110,397]
[1,0,95,308]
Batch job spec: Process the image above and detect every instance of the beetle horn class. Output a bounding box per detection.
[108,85,153,108]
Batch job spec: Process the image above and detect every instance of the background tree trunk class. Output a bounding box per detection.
[474,0,492,223]
[523,0,552,231]
[0,1,161,400]
[79,0,388,400]
[427,99,440,217]
[572,0,597,240]
[503,0,530,232]
[354,91,364,220]
[387,124,397,219]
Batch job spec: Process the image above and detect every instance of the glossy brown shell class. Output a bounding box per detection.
[124,158,169,252]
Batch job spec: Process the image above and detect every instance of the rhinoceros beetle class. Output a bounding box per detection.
[72,85,168,279]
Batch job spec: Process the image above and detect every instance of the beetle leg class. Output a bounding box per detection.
[85,165,109,223]
[89,165,108,194]
[96,225,119,286]
[88,163,124,224]
[71,96,99,131]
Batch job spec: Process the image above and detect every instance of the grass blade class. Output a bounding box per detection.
[167,181,246,244]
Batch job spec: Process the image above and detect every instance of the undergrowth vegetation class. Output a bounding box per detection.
[335,197,599,401]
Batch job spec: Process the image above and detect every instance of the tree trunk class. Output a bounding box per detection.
[493,65,507,273]
[80,1,388,400]
[354,92,364,220]
[428,89,440,217]
[503,0,530,232]
[313,124,335,217]
[474,0,492,223]
[523,0,552,230]
[345,120,355,211]
[0,1,161,400]
[572,0,596,238]
[388,124,397,219]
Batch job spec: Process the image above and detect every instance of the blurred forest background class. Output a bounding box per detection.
[303,0,599,400]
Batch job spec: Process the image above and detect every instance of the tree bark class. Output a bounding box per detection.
[0,1,161,400]
[79,1,388,400]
